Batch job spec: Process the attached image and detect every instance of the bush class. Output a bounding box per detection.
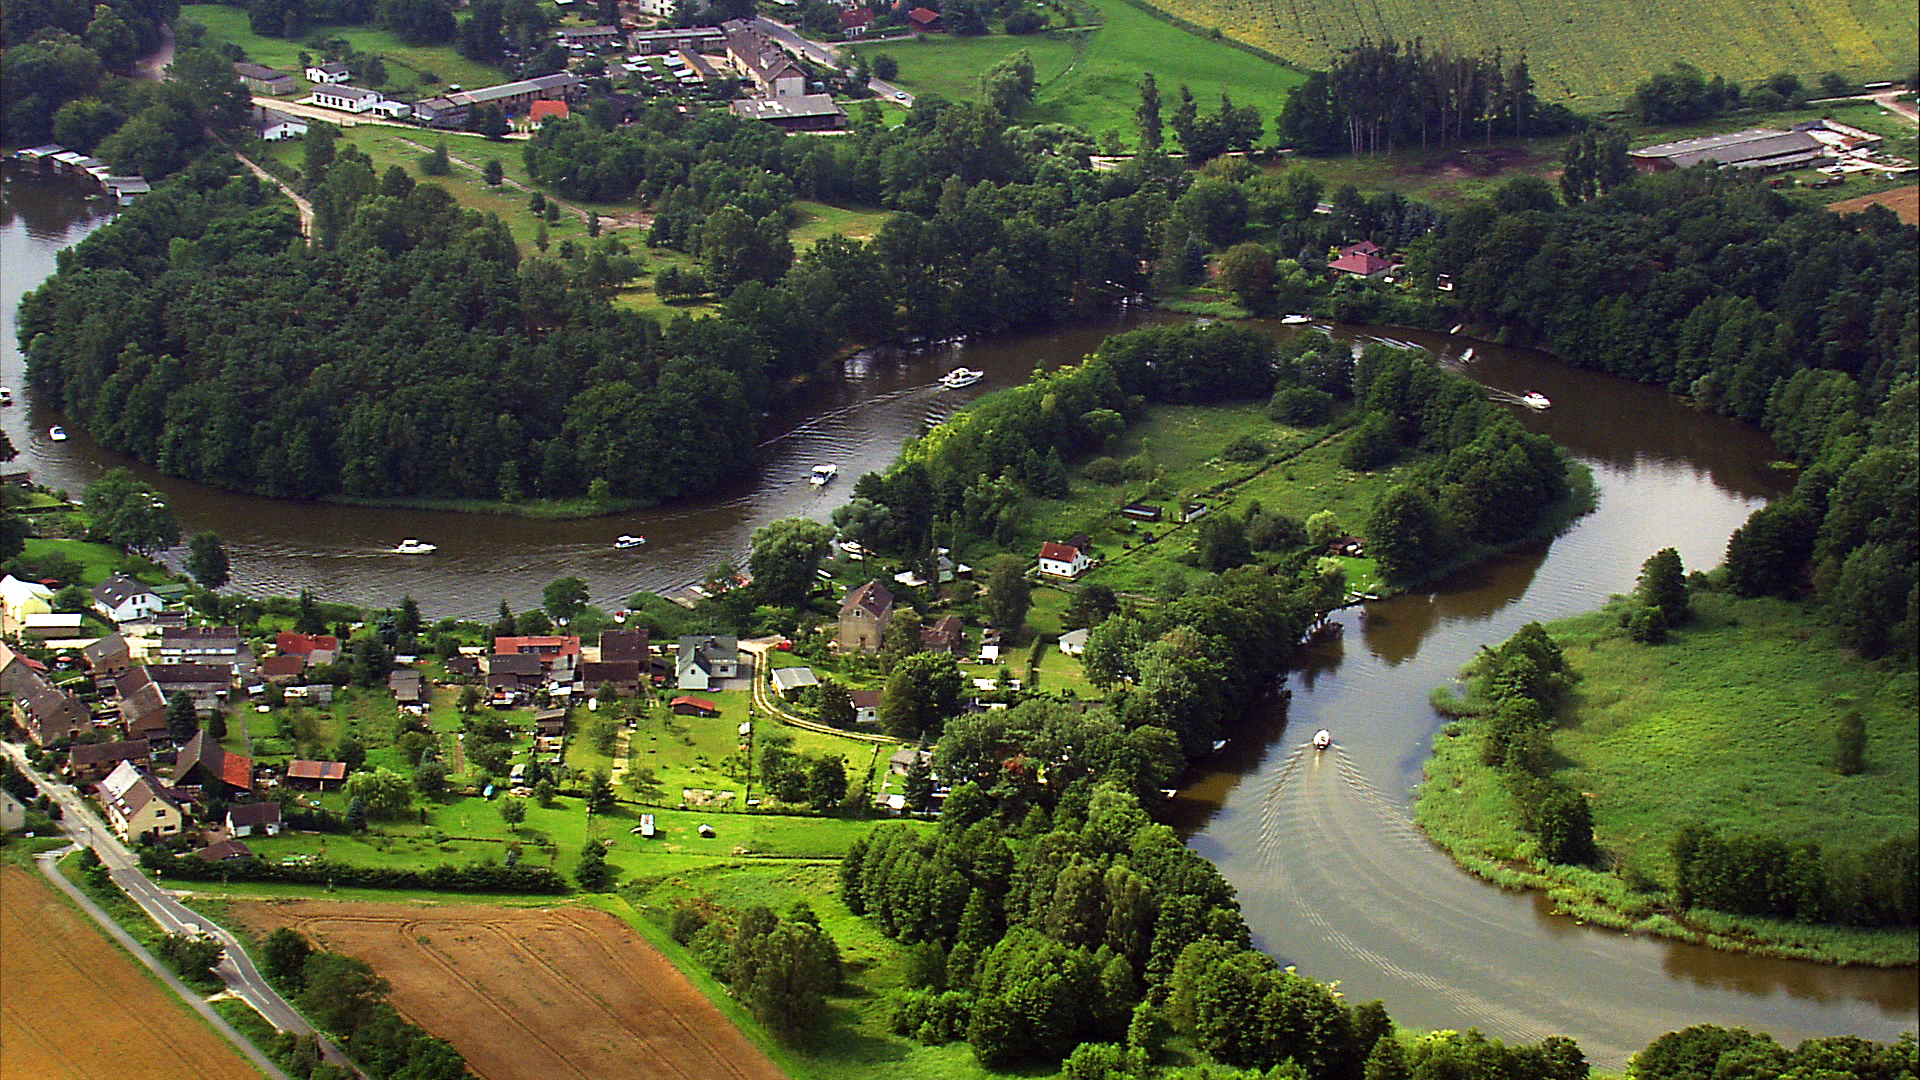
[1221,433,1267,462]
[1080,456,1125,484]
[1269,386,1334,426]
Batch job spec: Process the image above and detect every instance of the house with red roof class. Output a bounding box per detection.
[1038,541,1090,579]
[837,580,894,653]
[906,6,943,30]
[669,695,719,717]
[528,99,570,124]
[1329,241,1395,278]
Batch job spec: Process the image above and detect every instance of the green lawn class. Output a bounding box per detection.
[1416,590,1919,964]
[19,537,136,588]
[181,4,507,96]
[788,200,897,249]
[852,0,1306,144]
[1135,0,1914,110]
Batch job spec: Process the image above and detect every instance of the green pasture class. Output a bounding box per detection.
[788,199,897,249]
[19,537,135,588]
[1417,591,1918,963]
[852,0,1305,143]
[181,4,505,95]
[1135,0,1915,110]
[1551,593,1918,874]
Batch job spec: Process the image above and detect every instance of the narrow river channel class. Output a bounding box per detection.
[4,165,1913,1067]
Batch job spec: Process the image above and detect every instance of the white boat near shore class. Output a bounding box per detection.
[809,463,838,486]
[393,538,436,554]
[615,534,646,549]
[1522,391,1552,410]
[47,426,66,441]
[1313,729,1332,750]
[939,367,983,388]
[1280,314,1312,325]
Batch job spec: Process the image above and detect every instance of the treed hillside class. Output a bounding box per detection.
[1138,0,1915,108]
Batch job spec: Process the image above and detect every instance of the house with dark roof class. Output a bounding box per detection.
[729,94,848,131]
[444,654,480,679]
[388,668,424,706]
[1038,541,1090,579]
[173,730,254,798]
[91,574,165,623]
[225,801,282,838]
[68,738,151,783]
[259,655,305,683]
[82,633,132,680]
[486,652,544,695]
[115,669,169,741]
[147,663,231,712]
[579,660,640,695]
[254,106,308,141]
[195,837,254,861]
[285,759,348,790]
[559,24,624,49]
[837,580,893,653]
[233,61,297,95]
[15,681,86,745]
[159,626,248,672]
[920,614,966,654]
[676,636,739,690]
[850,688,882,726]
[724,21,806,98]
[600,629,650,664]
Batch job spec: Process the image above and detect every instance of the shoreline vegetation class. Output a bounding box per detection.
[1418,592,1919,967]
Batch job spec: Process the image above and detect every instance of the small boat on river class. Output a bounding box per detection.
[0,387,13,405]
[393,538,437,554]
[1313,729,1332,751]
[1280,314,1312,325]
[615,535,646,549]
[47,426,66,441]
[809,463,838,486]
[1521,391,1552,410]
[939,367,983,388]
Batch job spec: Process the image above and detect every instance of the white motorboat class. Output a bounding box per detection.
[1280,314,1312,325]
[809,463,838,486]
[393,538,437,554]
[47,426,66,441]
[0,387,13,405]
[615,534,647,549]
[939,367,984,388]
[1313,729,1332,750]
[1521,392,1552,410]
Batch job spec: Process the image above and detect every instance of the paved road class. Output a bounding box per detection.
[749,16,913,106]
[3,742,349,1073]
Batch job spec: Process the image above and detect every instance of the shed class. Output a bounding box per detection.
[639,812,656,838]
[769,665,819,698]
[670,696,719,717]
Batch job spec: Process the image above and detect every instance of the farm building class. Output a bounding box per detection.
[1629,128,1827,173]
[729,94,848,131]
[285,759,348,790]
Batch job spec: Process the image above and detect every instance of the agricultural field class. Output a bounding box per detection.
[1829,184,1918,223]
[851,0,1306,142]
[226,900,786,1080]
[0,866,264,1080]
[1136,0,1916,110]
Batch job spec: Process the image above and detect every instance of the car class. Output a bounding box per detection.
[774,639,794,651]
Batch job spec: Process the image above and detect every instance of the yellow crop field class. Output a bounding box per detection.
[1138,0,1917,109]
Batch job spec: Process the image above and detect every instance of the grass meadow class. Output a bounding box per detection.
[1135,0,1915,110]
[1416,590,1919,965]
[851,0,1306,144]
[181,4,505,96]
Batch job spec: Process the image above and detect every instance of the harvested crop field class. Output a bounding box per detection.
[0,866,261,1080]
[228,900,785,1080]
[1829,185,1919,224]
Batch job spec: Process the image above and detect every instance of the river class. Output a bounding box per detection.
[4,165,1913,1066]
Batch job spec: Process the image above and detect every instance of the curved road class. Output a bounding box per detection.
[4,742,347,1074]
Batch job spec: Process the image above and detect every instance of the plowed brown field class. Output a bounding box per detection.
[0,866,261,1080]
[1829,185,1919,224]
[228,900,785,1080]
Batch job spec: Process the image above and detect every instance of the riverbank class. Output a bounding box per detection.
[323,492,656,520]
[1417,590,1919,966]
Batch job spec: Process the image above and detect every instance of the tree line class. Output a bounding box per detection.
[1276,38,1576,155]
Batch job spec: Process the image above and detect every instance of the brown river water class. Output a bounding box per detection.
[4,165,1913,1065]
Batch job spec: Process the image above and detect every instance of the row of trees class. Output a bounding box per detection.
[1673,825,1919,927]
[260,932,470,1080]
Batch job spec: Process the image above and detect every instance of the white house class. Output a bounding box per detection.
[305,62,350,83]
[1037,541,1090,579]
[91,573,165,624]
[1058,628,1090,656]
[253,106,308,141]
[310,84,382,113]
[676,635,738,691]
[225,801,282,838]
[369,99,413,119]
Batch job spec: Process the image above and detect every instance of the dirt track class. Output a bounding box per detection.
[228,900,785,1080]
[0,866,261,1080]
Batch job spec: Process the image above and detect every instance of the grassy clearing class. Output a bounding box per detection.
[788,200,897,249]
[182,4,505,95]
[20,537,137,588]
[1135,0,1914,110]
[1416,590,1919,965]
[851,0,1304,143]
